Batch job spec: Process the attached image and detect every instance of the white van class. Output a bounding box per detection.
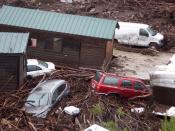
[114,22,164,49]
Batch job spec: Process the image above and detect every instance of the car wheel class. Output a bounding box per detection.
[27,75,33,80]
[108,93,121,98]
[149,43,158,50]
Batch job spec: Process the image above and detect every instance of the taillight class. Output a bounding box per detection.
[96,84,100,91]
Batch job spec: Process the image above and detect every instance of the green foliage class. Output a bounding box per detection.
[116,107,125,117]
[123,128,128,131]
[90,104,103,116]
[161,117,175,131]
[102,121,118,131]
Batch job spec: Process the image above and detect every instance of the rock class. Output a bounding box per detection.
[74,0,85,2]
[84,124,109,131]
[60,0,73,3]
[90,8,96,13]
[57,9,61,12]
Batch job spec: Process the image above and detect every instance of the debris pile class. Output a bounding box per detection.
[0,67,161,130]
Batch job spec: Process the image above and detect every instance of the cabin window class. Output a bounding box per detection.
[62,39,80,51]
[38,38,62,53]
[28,38,37,48]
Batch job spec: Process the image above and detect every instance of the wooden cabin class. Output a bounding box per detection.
[0,6,118,70]
[0,32,29,90]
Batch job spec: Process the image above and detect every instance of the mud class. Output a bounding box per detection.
[109,49,173,79]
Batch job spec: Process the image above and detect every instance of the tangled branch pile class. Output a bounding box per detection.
[0,67,161,130]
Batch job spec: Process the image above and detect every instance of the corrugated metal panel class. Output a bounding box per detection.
[0,6,117,40]
[0,32,29,53]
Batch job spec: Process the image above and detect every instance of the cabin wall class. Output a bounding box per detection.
[27,36,107,69]
[27,37,81,66]
[80,40,106,69]
[19,55,26,87]
[103,41,113,69]
[0,55,19,90]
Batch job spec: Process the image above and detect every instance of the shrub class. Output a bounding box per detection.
[90,103,103,116]
[116,107,125,117]
[102,121,118,131]
[161,117,175,131]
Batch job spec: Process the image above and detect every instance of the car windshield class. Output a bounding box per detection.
[38,60,48,68]
[147,27,157,36]
[26,91,49,107]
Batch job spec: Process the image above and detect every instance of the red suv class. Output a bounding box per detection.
[91,72,150,98]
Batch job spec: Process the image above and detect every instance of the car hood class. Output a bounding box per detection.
[154,33,164,40]
[24,105,51,118]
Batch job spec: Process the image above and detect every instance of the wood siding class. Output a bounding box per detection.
[0,55,18,90]
[27,38,81,66]
[0,55,25,90]
[80,40,106,68]
[103,41,113,69]
[19,55,26,87]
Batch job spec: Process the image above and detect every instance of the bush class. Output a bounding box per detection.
[102,121,118,131]
[161,117,175,131]
[90,103,103,116]
[116,107,125,117]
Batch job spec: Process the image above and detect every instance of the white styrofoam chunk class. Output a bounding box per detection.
[84,124,109,131]
[131,107,145,113]
[64,106,80,116]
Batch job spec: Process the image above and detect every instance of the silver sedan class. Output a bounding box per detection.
[24,79,70,118]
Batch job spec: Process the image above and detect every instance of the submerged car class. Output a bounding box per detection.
[27,59,55,78]
[24,79,70,118]
[91,72,150,98]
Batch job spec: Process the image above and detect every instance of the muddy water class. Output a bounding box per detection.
[110,49,173,79]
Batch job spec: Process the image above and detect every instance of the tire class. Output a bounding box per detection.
[108,93,121,98]
[27,75,33,80]
[149,43,158,50]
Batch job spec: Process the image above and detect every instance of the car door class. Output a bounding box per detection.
[138,28,150,46]
[27,65,43,77]
[99,76,119,94]
[134,81,147,96]
[51,84,66,105]
[120,79,135,97]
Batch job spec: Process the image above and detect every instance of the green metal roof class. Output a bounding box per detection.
[0,32,29,53]
[0,5,117,40]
